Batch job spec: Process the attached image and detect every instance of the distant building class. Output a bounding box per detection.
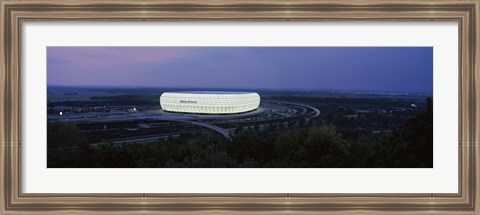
[160,91,260,114]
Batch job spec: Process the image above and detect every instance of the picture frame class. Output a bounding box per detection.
[1,0,478,214]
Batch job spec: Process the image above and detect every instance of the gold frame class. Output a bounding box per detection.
[1,0,479,214]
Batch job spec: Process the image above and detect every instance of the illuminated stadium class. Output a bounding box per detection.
[160,91,260,114]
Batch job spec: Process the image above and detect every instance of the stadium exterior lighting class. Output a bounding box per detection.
[160,91,260,114]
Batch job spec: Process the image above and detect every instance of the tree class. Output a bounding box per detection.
[394,97,433,167]
[349,134,381,167]
[47,122,89,167]
[274,130,303,162]
[47,122,87,148]
[304,125,349,167]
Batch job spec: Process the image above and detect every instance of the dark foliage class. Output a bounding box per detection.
[48,98,433,168]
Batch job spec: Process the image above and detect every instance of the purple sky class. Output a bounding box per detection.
[47,47,433,92]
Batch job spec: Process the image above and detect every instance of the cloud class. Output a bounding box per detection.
[47,47,195,69]
[47,47,433,92]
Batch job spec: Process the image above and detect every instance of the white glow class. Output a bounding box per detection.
[160,92,260,114]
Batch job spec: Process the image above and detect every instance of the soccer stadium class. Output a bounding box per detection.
[160,91,261,114]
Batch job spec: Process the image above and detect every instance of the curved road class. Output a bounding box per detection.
[176,120,231,138]
[50,100,319,141]
[266,100,320,118]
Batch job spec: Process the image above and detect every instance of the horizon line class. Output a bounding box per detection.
[47,84,433,94]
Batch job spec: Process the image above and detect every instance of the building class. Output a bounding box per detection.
[160,91,260,114]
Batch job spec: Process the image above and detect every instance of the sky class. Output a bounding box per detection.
[47,47,433,93]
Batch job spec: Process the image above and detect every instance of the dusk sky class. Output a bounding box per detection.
[47,47,433,93]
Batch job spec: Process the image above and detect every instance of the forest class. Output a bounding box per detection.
[47,98,433,168]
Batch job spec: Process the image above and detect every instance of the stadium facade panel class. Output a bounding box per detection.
[160,91,260,114]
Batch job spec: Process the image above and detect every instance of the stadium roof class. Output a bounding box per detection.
[169,91,256,95]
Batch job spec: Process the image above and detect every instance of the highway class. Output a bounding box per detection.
[49,100,320,141]
[266,100,320,118]
[176,120,231,138]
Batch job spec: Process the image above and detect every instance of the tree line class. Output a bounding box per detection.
[48,98,432,168]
